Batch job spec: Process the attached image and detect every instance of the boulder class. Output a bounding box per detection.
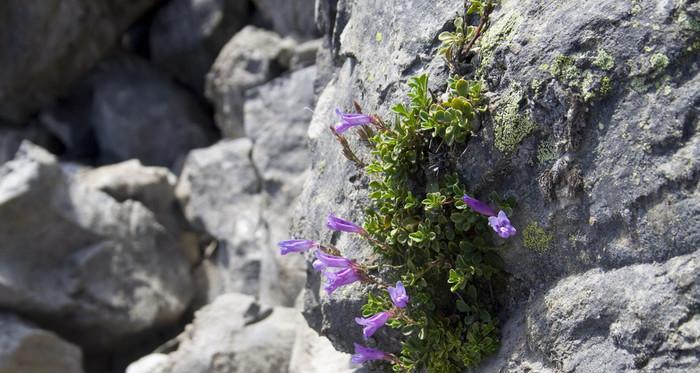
[294,0,700,369]
[0,0,158,123]
[126,293,300,373]
[90,54,217,167]
[244,67,316,306]
[176,138,265,300]
[0,313,83,373]
[252,0,319,38]
[78,159,180,232]
[288,312,359,373]
[0,142,194,348]
[179,67,315,306]
[150,0,250,92]
[480,249,700,372]
[206,26,296,138]
[40,54,216,168]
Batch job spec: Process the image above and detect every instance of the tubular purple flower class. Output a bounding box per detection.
[488,210,517,239]
[326,214,367,235]
[323,267,361,294]
[388,281,409,308]
[355,311,392,339]
[351,343,391,365]
[277,239,317,255]
[335,108,373,134]
[314,250,353,270]
[462,194,497,216]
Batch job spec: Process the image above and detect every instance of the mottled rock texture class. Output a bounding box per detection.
[253,0,319,38]
[0,142,194,348]
[206,26,296,138]
[0,0,158,123]
[150,0,250,92]
[178,66,315,307]
[295,0,700,371]
[125,293,300,373]
[0,313,84,373]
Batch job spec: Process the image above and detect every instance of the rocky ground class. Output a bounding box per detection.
[0,0,697,373]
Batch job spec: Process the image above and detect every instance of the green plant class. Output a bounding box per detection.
[438,1,497,69]
[361,73,508,372]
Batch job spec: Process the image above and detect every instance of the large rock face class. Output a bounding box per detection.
[0,0,158,123]
[0,313,84,373]
[125,293,300,373]
[150,0,250,92]
[294,0,700,371]
[0,142,194,348]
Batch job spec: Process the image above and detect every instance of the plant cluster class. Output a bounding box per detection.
[279,2,516,372]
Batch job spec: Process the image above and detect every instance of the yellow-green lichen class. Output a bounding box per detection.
[375,31,383,43]
[494,84,537,153]
[593,49,615,71]
[549,55,581,85]
[650,53,670,71]
[476,13,523,77]
[523,222,553,253]
[536,139,557,165]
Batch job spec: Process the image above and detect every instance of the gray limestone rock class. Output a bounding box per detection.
[0,313,84,373]
[89,54,217,168]
[206,26,296,138]
[0,0,159,123]
[293,1,700,371]
[0,142,194,348]
[125,293,300,373]
[150,0,250,92]
[252,0,319,39]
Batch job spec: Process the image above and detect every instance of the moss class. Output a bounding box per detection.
[593,49,615,71]
[523,222,553,253]
[650,53,670,71]
[494,84,537,153]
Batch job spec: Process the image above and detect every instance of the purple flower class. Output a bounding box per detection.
[351,343,390,365]
[323,267,361,294]
[488,210,517,239]
[312,250,353,272]
[277,239,317,255]
[335,108,372,134]
[462,194,497,217]
[388,281,409,308]
[326,214,366,235]
[355,311,392,339]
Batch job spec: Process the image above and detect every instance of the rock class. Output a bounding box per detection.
[295,0,700,367]
[288,315,359,373]
[480,249,700,372]
[296,0,461,353]
[0,0,158,123]
[90,54,217,167]
[244,66,315,306]
[206,26,296,138]
[290,38,323,70]
[176,138,265,299]
[126,354,170,373]
[181,67,315,307]
[0,141,194,348]
[252,0,319,38]
[0,313,84,373]
[78,159,180,231]
[150,0,249,92]
[0,124,57,166]
[126,293,300,373]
